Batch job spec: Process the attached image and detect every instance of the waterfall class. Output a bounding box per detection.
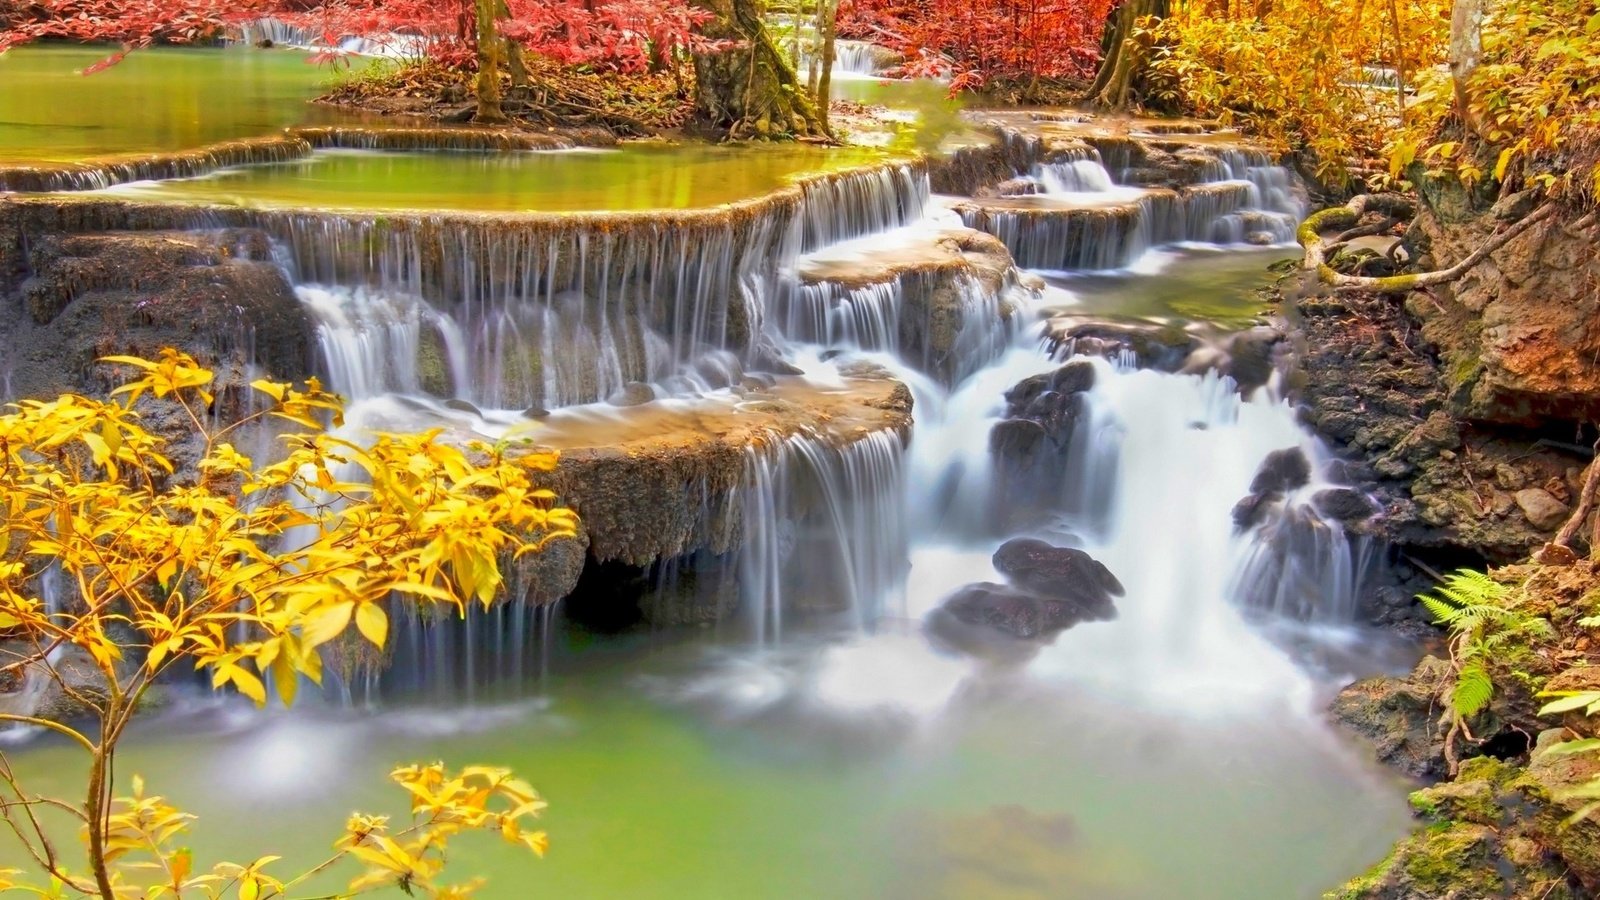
[269,163,930,409]
[959,142,1306,271]
[739,429,909,644]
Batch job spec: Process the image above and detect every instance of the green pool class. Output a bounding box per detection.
[94,144,903,212]
[0,44,368,163]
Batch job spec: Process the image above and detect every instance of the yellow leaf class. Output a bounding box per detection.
[355,603,388,648]
[300,601,354,649]
[230,667,267,706]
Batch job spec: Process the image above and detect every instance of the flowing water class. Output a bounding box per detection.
[0,50,1418,898]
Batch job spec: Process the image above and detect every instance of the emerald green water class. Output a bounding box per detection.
[97,144,901,212]
[1046,247,1295,326]
[1,627,1412,899]
[0,45,365,162]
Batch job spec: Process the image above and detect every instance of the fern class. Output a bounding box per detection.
[1417,568,1548,722]
[1452,661,1494,717]
[1419,569,1515,630]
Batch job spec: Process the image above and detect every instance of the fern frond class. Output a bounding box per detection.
[1452,662,1494,717]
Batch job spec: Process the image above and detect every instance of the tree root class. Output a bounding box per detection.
[1541,436,1600,564]
[1299,194,1557,294]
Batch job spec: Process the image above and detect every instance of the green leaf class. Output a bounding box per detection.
[1453,663,1494,717]
[1542,738,1600,757]
[1539,691,1600,715]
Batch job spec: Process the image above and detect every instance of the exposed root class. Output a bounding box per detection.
[1298,194,1557,294]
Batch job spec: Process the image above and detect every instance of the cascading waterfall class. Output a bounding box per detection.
[961,143,1306,271]
[278,164,930,409]
[739,429,909,645]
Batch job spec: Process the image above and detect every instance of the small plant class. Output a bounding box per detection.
[1420,568,1554,772]
[1536,689,1600,823]
[1421,569,1550,717]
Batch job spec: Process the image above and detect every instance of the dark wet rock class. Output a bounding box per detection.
[1250,447,1312,494]
[989,418,1050,461]
[443,398,483,416]
[991,538,1123,612]
[1245,231,1277,246]
[938,580,1112,640]
[522,405,551,419]
[1004,360,1096,410]
[1232,491,1282,530]
[1313,487,1378,524]
[1045,317,1197,371]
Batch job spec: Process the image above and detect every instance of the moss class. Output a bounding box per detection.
[1402,824,1508,895]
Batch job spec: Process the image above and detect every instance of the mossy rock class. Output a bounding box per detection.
[1330,823,1510,899]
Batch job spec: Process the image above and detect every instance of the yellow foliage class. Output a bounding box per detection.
[0,348,574,897]
[1397,0,1600,201]
[1148,0,1599,199]
[1144,0,1451,183]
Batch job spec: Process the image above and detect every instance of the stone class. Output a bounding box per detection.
[1004,360,1095,409]
[1232,491,1281,530]
[1330,655,1453,779]
[1249,447,1312,495]
[443,399,483,416]
[936,581,1111,641]
[994,177,1045,197]
[991,538,1123,612]
[1514,488,1569,531]
[608,382,656,407]
[1313,487,1379,524]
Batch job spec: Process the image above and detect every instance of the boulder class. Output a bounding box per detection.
[1313,487,1379,524]
[1330,655,1452,779]
[937,581,1110,640]
[990,538,1123,614]
[1249,447,1312,494]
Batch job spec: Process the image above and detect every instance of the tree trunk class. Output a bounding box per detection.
[1086,0,1167,110]
[816,0,838,133]
[691,0,828,139]
[473,0,509,124]
[1448,0,1486,137]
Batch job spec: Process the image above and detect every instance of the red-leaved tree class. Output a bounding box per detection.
[840,0,1114,91]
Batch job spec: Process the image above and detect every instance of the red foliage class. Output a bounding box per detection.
[0,0,721,75]
[840,0,1114,88]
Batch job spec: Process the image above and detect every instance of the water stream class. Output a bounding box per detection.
[0,53,1419,897]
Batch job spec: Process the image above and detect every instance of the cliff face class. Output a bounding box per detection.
[1407,194,1600,427]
